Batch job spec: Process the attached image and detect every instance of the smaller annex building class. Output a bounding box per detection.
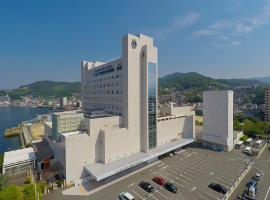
[2,147,36,175]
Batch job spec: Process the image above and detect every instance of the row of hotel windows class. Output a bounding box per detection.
[84,96,122,103]
[88,103,123,110]
[85,80,122,89]
[85,90,123,95]
[90,72,122,81]
[93,64,122,77]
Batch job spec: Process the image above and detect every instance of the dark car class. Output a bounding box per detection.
[138,181,154,193]
[152,176,166,186]
[164,182,178,193]
[247,179,258,188]
[208,183,228,194]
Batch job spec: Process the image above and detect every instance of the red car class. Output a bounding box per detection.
[152,176,166,186]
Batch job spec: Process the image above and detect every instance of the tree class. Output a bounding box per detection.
[0,185,23,200]
[0,175,8,191]
[22,184,35,200]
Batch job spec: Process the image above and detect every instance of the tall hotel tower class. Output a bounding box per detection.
[81,34,158,151]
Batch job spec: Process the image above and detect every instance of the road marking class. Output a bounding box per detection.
[265,185,270,200]
[203,190,222,200]
[209,172,214,176]
[131,190,145,200]
[157,191,169,199]
[128,183,135,187]
[148,193,158,200]
[199,194,210,200]
[191,186,197,192]
[162,165,169,170]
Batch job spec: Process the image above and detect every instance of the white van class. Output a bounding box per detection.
[244,146,252,154]
[245,138,253,146]
[254,140,263,148]
[235,141,244,149]
[118,192,135,200]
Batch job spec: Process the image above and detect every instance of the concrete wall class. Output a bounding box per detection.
[157,117,183,146]
[203,90,234,151]
[156,115,195,146]
[64,133,92,184]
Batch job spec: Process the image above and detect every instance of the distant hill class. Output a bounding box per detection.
[159,72,266,91]
[4,81,80,100]
[0,73,268,100]
[250,76,270,84]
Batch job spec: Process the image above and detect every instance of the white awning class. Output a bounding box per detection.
[3,147,36,167]
[85,138,194,181]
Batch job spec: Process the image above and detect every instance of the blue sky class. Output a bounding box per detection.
[0,0,270,89]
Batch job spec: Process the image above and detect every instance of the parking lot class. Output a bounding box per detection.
[44,144,252,200]
[229,142,270,200]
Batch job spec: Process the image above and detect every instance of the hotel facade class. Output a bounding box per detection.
[45,34,195,185]
[265,87,270,121]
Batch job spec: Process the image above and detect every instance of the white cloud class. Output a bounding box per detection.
[192,29,217,37]
[231,41,241,46]
[155,13,201,38]
[192,2,270,46]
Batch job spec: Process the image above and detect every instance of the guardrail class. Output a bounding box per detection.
[221,159,253,200]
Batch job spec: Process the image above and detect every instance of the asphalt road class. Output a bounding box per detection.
[44,143,260,200]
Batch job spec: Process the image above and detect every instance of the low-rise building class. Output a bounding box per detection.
[2,148,36,175]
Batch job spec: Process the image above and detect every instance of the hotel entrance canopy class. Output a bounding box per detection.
[85,138,194,181]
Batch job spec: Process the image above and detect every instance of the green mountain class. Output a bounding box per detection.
[159,72,266,91]
[159,72,224,91]
[251,76,270,84]
[0,72,268,100]
[5,81,80,100]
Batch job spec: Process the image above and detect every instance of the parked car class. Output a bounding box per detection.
[208,183,228,194]
[244,146,252,155]
[152,176,166,186]
[138,181,154,193]
[235,141,244,149]
[164,182,178,193]
[247,179,258,188]
[245,138,253,146]
[253,173,262,181]
[118,192,135,200]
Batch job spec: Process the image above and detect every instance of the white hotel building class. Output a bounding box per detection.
[45,33,195,185]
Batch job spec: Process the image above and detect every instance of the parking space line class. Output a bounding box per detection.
[222,170,239,178]
[226,165,244,172]
[203,190,223,200]
[175,176,190,185]
[157,190,169,200]
[213,178,231,188]
[217,174,235,182]
[221,167,240,174]
[131,190,146,200]
[199,194,210,200]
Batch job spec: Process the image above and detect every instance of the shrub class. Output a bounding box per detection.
[240,135,248,141]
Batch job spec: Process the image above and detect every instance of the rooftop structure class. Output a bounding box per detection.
[2,148,36,175]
